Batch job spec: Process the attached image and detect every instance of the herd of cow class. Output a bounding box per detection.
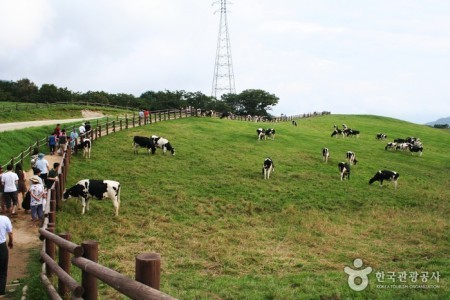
[62,120,423,216]
[323,124,423,190]
[62,134,176,216]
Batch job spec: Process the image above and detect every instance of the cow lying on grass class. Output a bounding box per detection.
[63,179,121,216]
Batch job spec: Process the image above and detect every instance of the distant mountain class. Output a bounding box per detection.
[426,117,450,126]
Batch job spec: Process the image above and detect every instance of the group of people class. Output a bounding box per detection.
[0,157,61,295]
[49,122,91,155]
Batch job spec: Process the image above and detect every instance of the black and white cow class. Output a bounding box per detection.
[385,142,397,150]
[338,162,351,180]
[408,144,423,156]
[133,136,157,154]
[76,138,92,158]
[331,128,343,138]
[396,143,410,151]
[292,120,298,126]
[369,170,400,189]
[322,148,330,163]
[155,137,176,155]
[262,157,275,179]
[376,133,387,140]
[220,111,231,119]
[406,137,418,144]
[63,179,121,216]
[257,128,265,140]
[346,151,358,165]
[265,128,276,140]
[346,129,360,138]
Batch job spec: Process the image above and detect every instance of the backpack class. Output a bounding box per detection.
[22,191,31,210]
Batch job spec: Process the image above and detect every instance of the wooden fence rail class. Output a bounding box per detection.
[38,149,176,299]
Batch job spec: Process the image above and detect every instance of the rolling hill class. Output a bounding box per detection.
[49,114,449,299]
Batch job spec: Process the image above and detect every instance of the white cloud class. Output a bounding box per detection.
[1,0,449,123]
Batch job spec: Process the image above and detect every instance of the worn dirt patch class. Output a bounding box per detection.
[6,154,62,293]
[81,110,104,118]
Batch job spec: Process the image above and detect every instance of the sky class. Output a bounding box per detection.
[1,0,449,124]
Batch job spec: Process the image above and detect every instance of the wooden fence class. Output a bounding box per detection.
[38,132,176,299]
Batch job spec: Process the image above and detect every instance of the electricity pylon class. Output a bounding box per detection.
[211,0,236,99]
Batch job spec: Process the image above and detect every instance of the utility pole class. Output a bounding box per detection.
[211,0,236,99]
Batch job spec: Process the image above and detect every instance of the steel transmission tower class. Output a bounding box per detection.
[211,0,236,98]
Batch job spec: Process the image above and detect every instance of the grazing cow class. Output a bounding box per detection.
[76,138,92,158]
[338,162,351,180]
[369,170,400,189]
[256,128,265,140]
[406,137,418,144]
[385,142,397,150]
[220,111,231,119]
[322,148,330,163]
[63,179,121,216]
[346,129,360,138]
[376,133,387,140]
[408,144,423,156]
[331,128,343,138]
[155,137,176,155]
[265,128,276,140]
[262,157,275,179]
[133,136,156,155]
[292,120,298,126]
[346,151,358,165]
[396,143,410,151]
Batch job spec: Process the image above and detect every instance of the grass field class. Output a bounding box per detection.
[44,114,449,299]
[1,106,448,299]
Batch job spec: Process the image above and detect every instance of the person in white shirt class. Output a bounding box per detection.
[0,214,13,296]
[1,164,19,215]
[79,123,86,137]
[35,154,50,181]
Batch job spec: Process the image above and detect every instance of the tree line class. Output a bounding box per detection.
[0,78,279,116]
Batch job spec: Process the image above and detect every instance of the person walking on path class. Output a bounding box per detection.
[48,132,57,155]
[29,176,44,227]
[35,154,49,182]
[14,164,27,211]
[0,214,13,297]
[1,165,19,216]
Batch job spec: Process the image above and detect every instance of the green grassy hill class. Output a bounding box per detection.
[52,114,449,299]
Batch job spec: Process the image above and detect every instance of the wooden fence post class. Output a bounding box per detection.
[45,227,55,277]
[81,240,99,300]
[55,178,61,211]
[135,253,161,290]
[58,233,72,299]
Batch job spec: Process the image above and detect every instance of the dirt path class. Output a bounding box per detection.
[2,110,104,295]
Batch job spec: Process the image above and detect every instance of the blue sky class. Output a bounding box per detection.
[1,0,449,123]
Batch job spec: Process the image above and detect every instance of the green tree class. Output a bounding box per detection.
[16,78,38,102]
[223,89,279,116]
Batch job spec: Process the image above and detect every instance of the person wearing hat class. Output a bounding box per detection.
[35,154,49,181]
[29,176,44,226]
[1,164,19,216]
[79,123,86,137]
